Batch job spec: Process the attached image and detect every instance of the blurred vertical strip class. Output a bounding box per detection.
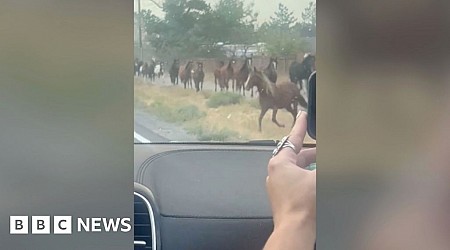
[0,0,134,249]
[317,0,449,249]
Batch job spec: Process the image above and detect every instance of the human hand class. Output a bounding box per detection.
[264,112,316,250]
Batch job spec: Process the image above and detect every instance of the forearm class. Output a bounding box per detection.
[264,215,316,250]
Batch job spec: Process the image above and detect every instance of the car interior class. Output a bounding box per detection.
[133,1,316,248]
[134,142,315,250]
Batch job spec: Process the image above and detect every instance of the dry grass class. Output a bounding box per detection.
[135,78,315,143]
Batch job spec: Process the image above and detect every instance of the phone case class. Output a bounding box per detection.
[307,72,316,140]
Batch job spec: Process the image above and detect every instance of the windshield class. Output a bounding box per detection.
[134,0,316,144]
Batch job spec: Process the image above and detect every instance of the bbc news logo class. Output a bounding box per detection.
[10,216,131,235]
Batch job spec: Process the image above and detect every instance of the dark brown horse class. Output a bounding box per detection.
[179,61,194,89]
[263,57,278,83]
[289,54,316,91]
[193,62,205,92]
[245,67,307,132]
[234,57,251,96]
[214,61,225,92]
[169,59,180,85]
[217,59,235,91]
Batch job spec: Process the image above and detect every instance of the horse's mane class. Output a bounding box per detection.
[184,61,192,70]
[266,58,277,70]
[259,71,276,96]
[227,59,234,69]
[261,72,275,96]
[239,59,249,72]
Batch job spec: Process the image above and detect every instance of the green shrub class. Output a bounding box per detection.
[148,101,176,122]
[147,102,204,124]
[206,92,242,108]
[175,105,205,122]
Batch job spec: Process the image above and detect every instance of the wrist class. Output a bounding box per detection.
[267,213,316,250]
[275,212,316,233]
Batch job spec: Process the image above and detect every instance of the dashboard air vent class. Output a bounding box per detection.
[134,193,155,250]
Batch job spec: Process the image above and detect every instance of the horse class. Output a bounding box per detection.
[154,61,164,79]
[245,67,307,132]
[134,59,142,76]
[193,62,205,92]
[218,59,235,92]
[150,59,157,81]
[289,54,316,91]
[214,61,225,92]
[179,61,194,89]
[254,57,278,98]
[263,57,278,83]
[234,57,251,96]
[140,62,150,79]
[169,59,180,85]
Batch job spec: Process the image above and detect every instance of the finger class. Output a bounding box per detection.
[275,111,308,162]
[297,147,316,167]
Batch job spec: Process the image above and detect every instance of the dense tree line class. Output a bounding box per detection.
[137,0,315,59]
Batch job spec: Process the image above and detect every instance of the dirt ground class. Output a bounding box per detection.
[135,76,315,144]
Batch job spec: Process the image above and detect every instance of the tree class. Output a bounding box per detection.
[257,3,307,58]
[141,0,212,58]
[269,3,297,31]
[208,0,258,45]
[298,1,316,37]
[140,0,259,59]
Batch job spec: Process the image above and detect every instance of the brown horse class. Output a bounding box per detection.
[234,57,251,96]
[263,57,278,83]
[169,59,180,85]
[245,67,307,132]
[217,59,235,91]
[214,61,225,92]
[179,61,194,89]
[193,62,205,92]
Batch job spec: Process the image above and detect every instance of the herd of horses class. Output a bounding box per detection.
[135,54,316,132]
[134,60,164,82]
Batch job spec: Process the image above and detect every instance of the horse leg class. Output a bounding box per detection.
[271,108,285,128]
[258,107,269,132]
[195,81,199,92]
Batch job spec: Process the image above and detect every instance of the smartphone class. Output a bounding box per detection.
[307,71,316,140]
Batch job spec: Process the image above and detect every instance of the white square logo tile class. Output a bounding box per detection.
[54,216,72,234]
[10,216,28,234]
[31,216,50,234]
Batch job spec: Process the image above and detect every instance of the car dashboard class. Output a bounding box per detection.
[134,142,314,250]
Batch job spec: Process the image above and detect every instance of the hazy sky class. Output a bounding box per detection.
[134,0,313,25]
